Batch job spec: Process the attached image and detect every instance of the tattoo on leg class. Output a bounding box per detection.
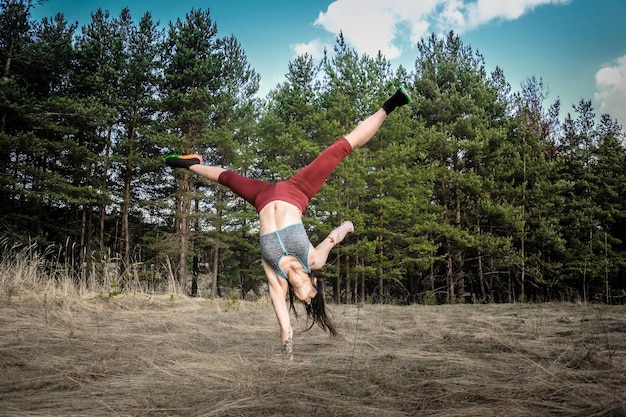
[282,332,293,360]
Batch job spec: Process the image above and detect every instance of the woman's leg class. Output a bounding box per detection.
[164,154,270,208]
[288,138,353,200]
[164,154,226,183]
[289,86,411,199]
[344,87,411,149]
[344,108,388,150]
[189,164,226,183]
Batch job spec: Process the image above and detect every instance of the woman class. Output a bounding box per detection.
[164,86,410,359]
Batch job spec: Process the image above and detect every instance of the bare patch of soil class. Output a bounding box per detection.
[1,292,624,416]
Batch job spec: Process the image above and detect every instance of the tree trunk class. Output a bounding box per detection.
[377,198,384,301]
[430,258,435,294]
[520,146,527,302]
[345,255,351,304]
[335,252,341,304]
[352,263,357,304]
[191,255,199,297]
[477,222,486,302]
[211,188,224,297]
[120,126,136,277]
[177,174,192,291]
[360,258,365,303]
[80,206,87,282]
[450,151,465,301]
[478,253,486,302]
[446,244,455,301]
[121,164,132,274]
[455,178,464,300]
[99,127,112,256]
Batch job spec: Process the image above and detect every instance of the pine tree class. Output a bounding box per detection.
[202,34,260,298]
[160,8,222,291]
[0,0,36,243]
[505,77,565,301]
[321,35,381,302]
[588,114,625,301]
[111,9,163,280]
[160,9,260,295]
[412,31,511,303]
[557,100,602,298]
[0,1,89,253]
[58,8,125,277]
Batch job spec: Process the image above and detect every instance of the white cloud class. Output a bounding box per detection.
[595,55,626,129]
[314,0,439,60]
[464,0,570,29]
[292,39,329,59]
[438,0,467,33]
[313,0,571,59]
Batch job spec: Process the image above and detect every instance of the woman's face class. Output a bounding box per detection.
[291,270,318,304]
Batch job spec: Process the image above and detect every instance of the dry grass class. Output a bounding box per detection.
[0,255,625,416]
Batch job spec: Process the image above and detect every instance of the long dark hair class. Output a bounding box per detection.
[288,270,338,336]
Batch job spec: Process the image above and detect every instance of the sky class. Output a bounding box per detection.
[31,0,626,130]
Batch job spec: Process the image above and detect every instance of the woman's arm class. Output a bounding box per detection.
[263,261,293,360]
[308,221,354,270]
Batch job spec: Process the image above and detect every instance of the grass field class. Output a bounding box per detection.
[1,278,625,417]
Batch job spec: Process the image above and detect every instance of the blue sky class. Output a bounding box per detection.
[31,0,626,129]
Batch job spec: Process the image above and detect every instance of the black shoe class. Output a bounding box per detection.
[163,153,203,169]
[397,86,412,106]
[382,86,412,114]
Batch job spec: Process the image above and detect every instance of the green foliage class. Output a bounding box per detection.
[422,291,436,306]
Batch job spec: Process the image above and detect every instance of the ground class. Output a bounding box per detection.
[1,291,624,416]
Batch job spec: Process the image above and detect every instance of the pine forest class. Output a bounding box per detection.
[2,0,625,305]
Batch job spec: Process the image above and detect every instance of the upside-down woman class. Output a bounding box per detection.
[164,87,411,359]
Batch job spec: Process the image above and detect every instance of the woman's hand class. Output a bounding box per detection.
[263,261,294,360]
[282,326,293,360]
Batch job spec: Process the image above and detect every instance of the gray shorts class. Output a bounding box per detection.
[260,223,311,280]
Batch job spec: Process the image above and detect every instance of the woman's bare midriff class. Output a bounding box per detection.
[258,200,304,234]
